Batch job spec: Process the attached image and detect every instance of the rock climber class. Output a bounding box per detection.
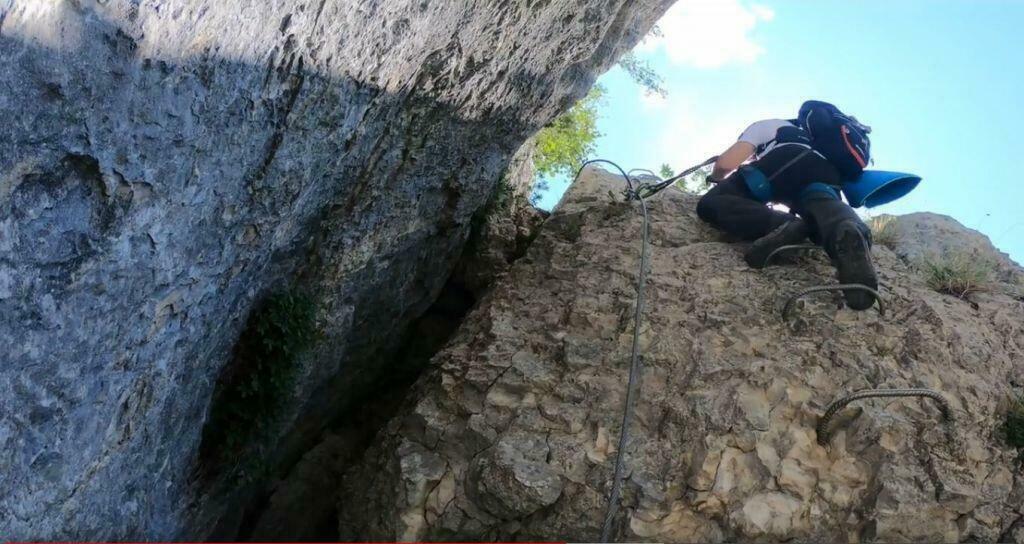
[696,101,878,310]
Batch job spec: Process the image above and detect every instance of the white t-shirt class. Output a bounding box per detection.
[738,119,800,160]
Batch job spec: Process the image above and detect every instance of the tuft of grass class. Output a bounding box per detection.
[868,215,900,249]
[920,252,995,300]
[1004,396,1024,449]
[199,289,317,470]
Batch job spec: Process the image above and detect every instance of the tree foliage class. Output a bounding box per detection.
[663,166,713,194]
[533,85,605,180]
[529,46,668,205]
[617,52,667,97]
[686,169,712,193]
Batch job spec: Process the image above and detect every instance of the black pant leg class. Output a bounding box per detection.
[753,145,869,253]
[696,172,793,240]
[796,193,872,255]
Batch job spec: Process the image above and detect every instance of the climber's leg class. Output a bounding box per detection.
[743,216,810,269]
[696,173,793,241]
[794,191,871,252]
[796,190,878,310]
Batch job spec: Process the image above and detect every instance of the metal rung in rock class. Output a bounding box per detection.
[816,388,953,446]
[782,284,885,319]
[764,243,820,266]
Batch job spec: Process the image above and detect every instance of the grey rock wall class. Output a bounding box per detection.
[338,168,1024,542]
[881,212,1024,287]
[0,0,671,538]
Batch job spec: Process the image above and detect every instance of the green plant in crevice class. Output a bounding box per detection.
[1004,396,1024,450]
[199,289,317,471]
[920,252,995,300]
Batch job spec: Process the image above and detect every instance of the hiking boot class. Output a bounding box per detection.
[831,220,878,310]
[745,218,809,269]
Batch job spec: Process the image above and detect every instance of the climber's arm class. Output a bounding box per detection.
[709,141,755,182]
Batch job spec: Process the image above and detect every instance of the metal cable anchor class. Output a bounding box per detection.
[816,388,953,446]
[782,284,885,319]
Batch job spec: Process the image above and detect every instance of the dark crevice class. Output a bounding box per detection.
[233,275,478,541]
[312,0,329,28]
[230,193,547,539]
[999,512,1024,543]
[196,289,317,477]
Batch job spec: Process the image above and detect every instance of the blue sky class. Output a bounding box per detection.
[536,0,1023,264]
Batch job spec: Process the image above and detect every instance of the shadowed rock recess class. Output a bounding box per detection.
[338,168,1024,542]
[0,0,671,539]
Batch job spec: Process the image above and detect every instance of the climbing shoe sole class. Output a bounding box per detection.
[832,222,878,311]
[745,219,810,269]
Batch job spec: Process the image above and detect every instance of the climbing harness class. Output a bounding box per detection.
[816,388,953,446]
[783,283,885,320]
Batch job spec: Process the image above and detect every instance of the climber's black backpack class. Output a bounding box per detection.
[796,100,871,180]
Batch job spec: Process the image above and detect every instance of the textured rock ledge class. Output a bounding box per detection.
[338,167,1024,542]
[0,0,670,538]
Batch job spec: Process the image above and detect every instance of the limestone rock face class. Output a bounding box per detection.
[883,212,1024,286]
[339,168,1024,542]
[0,1,670,538]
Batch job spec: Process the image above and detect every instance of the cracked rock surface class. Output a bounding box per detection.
[338,168,1024,542]
[0,1,670,538]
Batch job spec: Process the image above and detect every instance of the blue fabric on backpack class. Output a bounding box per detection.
[842,170,922,208]
[740,165,773,203]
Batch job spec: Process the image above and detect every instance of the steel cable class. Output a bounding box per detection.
[569,160,649,543]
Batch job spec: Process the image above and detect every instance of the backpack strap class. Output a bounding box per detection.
[766,149,813,182]
[740,148,815,203]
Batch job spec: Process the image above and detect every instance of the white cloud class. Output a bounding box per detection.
[638,0,775,69]
[652,101,745,172]
[648,93,797,180]
[750,4,776,22]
